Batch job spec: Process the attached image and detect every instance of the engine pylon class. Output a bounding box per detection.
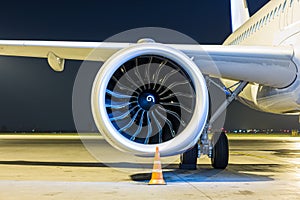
[148,147,166,185]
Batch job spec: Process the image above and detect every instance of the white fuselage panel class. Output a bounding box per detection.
[222,0,300,114]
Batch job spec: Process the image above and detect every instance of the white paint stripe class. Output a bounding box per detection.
[152,169,162,173]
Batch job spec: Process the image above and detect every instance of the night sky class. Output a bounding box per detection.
[0,0,298,131]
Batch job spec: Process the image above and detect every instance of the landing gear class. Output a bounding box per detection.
[179,144,199,170]
[179,132,229,170]
[211,132,228,169]
[179,80,248,170]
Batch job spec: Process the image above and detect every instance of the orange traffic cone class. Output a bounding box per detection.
[148,146,166,185]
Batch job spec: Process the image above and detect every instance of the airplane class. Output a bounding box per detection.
[0,0,299,170]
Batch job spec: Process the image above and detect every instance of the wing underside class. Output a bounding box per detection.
[0,40,296,88]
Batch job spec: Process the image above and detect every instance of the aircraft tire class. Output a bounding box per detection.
[179,144,198,170]
[211,132,229,169]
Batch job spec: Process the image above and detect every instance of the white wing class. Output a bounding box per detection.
[0,40,296,88]
[178,44,296,88]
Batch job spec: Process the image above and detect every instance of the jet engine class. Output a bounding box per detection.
[91,43,209,157]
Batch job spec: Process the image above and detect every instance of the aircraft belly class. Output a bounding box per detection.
[221,78,300,115]
[221,79,258,103]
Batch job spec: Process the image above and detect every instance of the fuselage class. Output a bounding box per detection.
[223,0,300,115]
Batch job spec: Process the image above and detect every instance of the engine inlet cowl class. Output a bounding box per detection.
[91,43,209,157]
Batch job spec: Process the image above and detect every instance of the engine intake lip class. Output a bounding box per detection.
[91,43,208,156]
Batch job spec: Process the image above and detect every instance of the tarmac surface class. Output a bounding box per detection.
[0,134,299,200]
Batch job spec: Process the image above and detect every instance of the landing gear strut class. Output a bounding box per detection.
[179,80,248,170]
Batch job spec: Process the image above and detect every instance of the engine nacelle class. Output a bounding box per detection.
[91,43,209,157]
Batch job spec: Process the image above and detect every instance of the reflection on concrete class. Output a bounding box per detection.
[131,164,274,183]
[0,134,299,200]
